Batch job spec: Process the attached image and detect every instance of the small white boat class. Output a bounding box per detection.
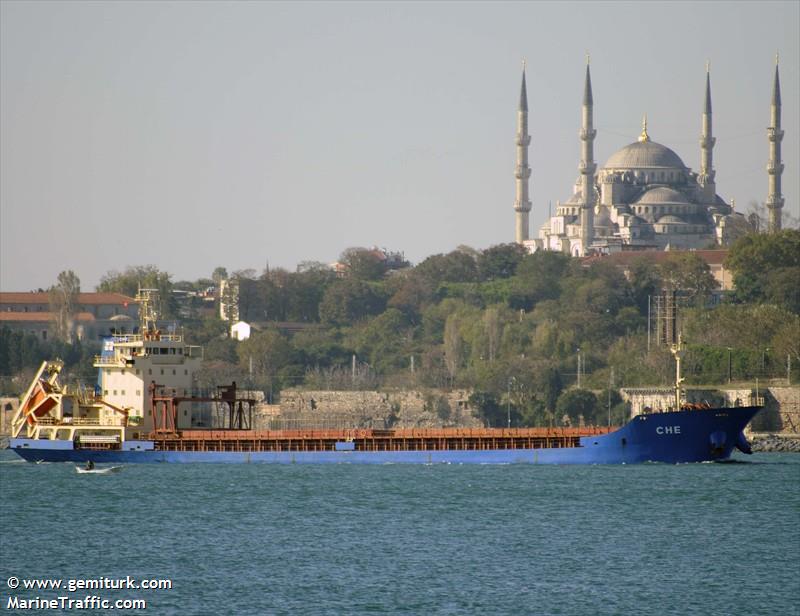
[75,465,122,474]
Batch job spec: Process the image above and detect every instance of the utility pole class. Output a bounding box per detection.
[647,295,651,352]
[727,348,732,384]
[507,378,513,429]
[352,354,356,385]
[577,349,582,389]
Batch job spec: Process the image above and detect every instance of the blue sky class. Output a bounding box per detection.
[2,1,797,290]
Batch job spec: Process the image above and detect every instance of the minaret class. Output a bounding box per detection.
[514,61,532,243]
[699,62,716,203]
[766,55,784,232]
[578,58,596,254]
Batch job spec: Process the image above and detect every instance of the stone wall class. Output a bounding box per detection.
[752,387,800,434]
[0,397,19,436]
[255,389,482,430]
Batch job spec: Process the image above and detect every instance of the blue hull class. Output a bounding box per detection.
[11,406,760,465]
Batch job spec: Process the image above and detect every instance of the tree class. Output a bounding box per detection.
[443,314,463,383]
[49,270,80,342]
[726,229,800,311]
[509,251,570,309]
[211,267,228,286]
[658,253,718,306]
[348,309,412,373]
[483,307,501,362]
[627,257,660,314]
[477,243,528,281]
[556,388,598,426]
[415,251,479,285]
[97,265,176,318]
[231,270,260,321]
[236,329,296,390]
[319,279,386,325]
[340,248,385,281]
[468,391,504,426]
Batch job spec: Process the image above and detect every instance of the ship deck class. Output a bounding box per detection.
[147,427,615,453]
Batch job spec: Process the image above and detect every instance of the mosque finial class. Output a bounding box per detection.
[775,51,779,65]
[772,57,781,107]
[583,59,593,106]
[522,57,527,72]
[638,114,650,142]
[704,64,712,114]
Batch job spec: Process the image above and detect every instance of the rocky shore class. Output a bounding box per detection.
[750,434,800,453]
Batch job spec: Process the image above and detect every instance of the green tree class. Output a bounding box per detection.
[340,248,386,280]
[509,250,570,310]
[236,329,297,391]
[97,265,176,318]
[627,257,660,314]
[477,243,527,281]
[415,250,479,285]
[211,267,228,286]
[658,253,718,306]
[348,309,412,373]
[556,388,598,426]
[468,391,504,426]
[319,279,386,325]
[726,229,800,311]
[49,270,80,342]
[293,328,347,367]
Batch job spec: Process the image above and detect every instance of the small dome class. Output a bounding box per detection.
[635,187,690,205]
[110,314,133,321]
[605,140,687,169]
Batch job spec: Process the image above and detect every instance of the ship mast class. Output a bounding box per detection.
[136,288,160,336]
[670,334,686,411]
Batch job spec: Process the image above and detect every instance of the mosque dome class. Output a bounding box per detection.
[604,140,687,170]
[635,187,690,205]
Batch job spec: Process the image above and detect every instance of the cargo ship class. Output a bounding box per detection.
[8,291,761,465]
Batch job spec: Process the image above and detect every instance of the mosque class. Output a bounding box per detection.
[514,60,785,256]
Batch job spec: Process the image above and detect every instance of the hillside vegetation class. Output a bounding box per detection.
[2,230,798,426]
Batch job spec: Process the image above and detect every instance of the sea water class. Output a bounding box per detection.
[1,451,798,616]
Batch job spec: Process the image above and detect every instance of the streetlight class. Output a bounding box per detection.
[727,347,732,384]
[507,377,514,429]
[762,348,770,377]
[576,348,582,389]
